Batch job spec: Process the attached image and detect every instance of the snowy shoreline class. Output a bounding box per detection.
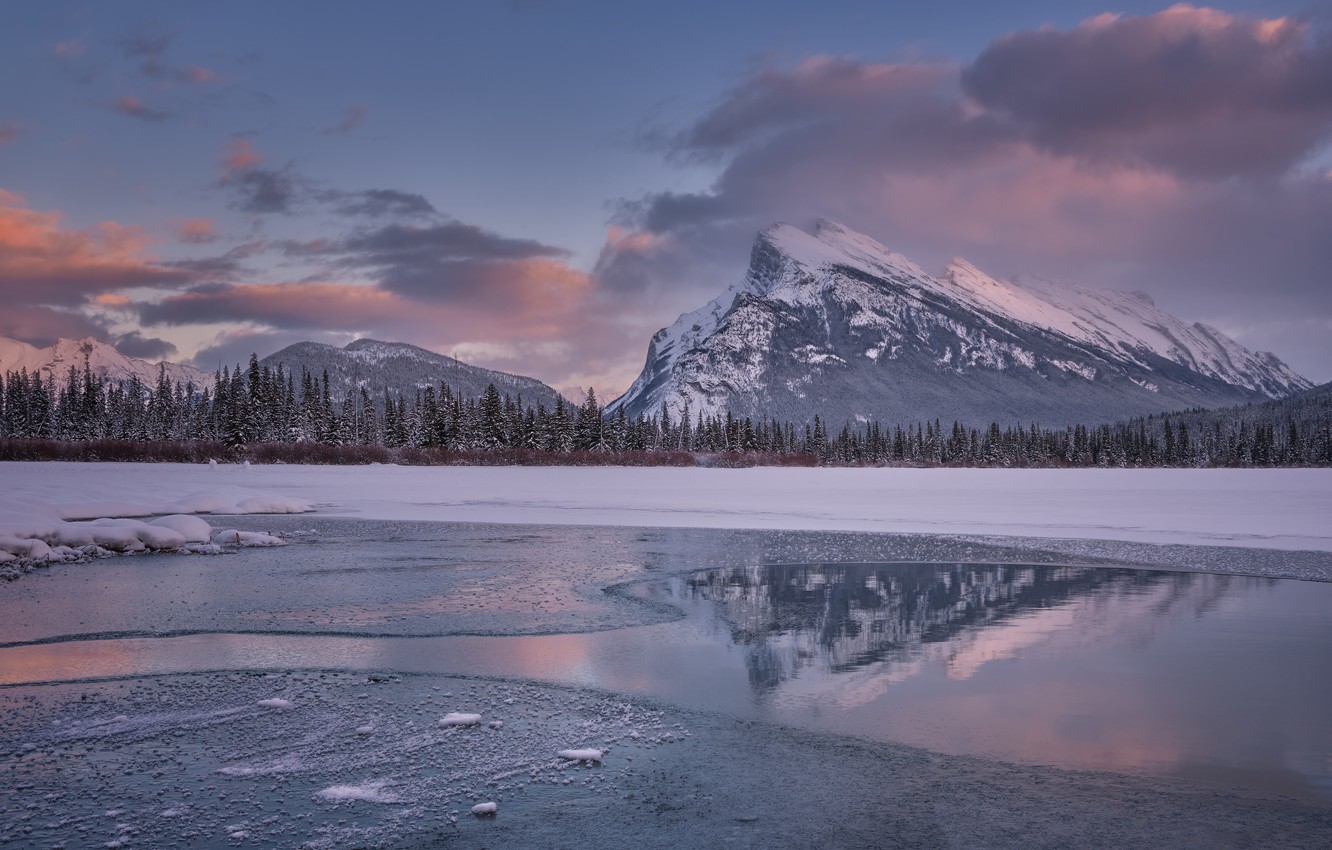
[3,461,1330,554]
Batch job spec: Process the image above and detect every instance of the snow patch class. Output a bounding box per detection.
[257,698,294,710]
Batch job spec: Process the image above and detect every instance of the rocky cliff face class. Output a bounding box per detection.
[609,220,1310,426]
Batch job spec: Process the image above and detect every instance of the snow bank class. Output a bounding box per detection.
[0,473,309,575]
[148,514,213,543]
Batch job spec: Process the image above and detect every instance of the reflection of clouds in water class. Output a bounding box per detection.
[944,602,1079,681]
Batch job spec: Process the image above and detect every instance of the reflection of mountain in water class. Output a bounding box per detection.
[682,564,1261,696]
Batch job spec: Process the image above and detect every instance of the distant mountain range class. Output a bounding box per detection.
[258,339,569,410]
[0,336,214,390]
[608,220,1311,426]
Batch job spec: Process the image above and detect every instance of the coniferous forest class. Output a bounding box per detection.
[1,355,1329,467]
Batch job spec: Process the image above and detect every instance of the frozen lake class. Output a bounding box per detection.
[2,515,1331,849]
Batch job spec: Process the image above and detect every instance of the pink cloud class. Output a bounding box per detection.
[0,189,188,309]
[180,65,218,85]
[221,138,263,175]
[177,217,218,244]
[962,4,1332,176]
[113,95,169,121]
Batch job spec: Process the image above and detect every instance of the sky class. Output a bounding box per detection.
[1,0,1329,398]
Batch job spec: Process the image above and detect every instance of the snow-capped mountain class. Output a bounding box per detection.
[609,220,1311,426]
[0,336,214,390]
[260,338,569,409]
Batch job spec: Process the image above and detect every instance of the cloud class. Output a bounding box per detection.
[217,139,312,215]
[596,7,1332,381]
[0,123,18,145]
[129,203,636,389]
[221,138,263,175]
[0,306,108,348]
[189,328,347,371]
[177,218,218,244]
[961,4,1332,177]
[223,166,303,215]
[113,95,170,122]
[324,105,366,135]
[324,188,438,219]
[0,189,189,309]
[114,331,177,360]
[162,241,266,281]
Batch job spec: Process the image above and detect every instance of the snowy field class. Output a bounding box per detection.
[2,462,1330,555]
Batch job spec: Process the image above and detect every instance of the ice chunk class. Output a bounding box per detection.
[438,712,481,727]
[557,748,604,763]
[471,802,497,816]
[257,698,293,710]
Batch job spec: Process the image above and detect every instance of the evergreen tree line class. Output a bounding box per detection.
[1,356,1329,467]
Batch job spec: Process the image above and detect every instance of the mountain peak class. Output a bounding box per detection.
[0,335,213,389]
[259,337,569,408]
[609,221,1312,424]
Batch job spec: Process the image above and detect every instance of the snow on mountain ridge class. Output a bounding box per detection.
[259,338,570,409]
[608,220,1311,424]
[0,336,214,390]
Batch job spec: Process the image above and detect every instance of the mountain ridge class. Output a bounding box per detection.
[258,338,571,410]
[608,219,1311,425]
[0,336,214,390]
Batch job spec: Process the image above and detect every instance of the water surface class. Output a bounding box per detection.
[4,528,1329,801]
